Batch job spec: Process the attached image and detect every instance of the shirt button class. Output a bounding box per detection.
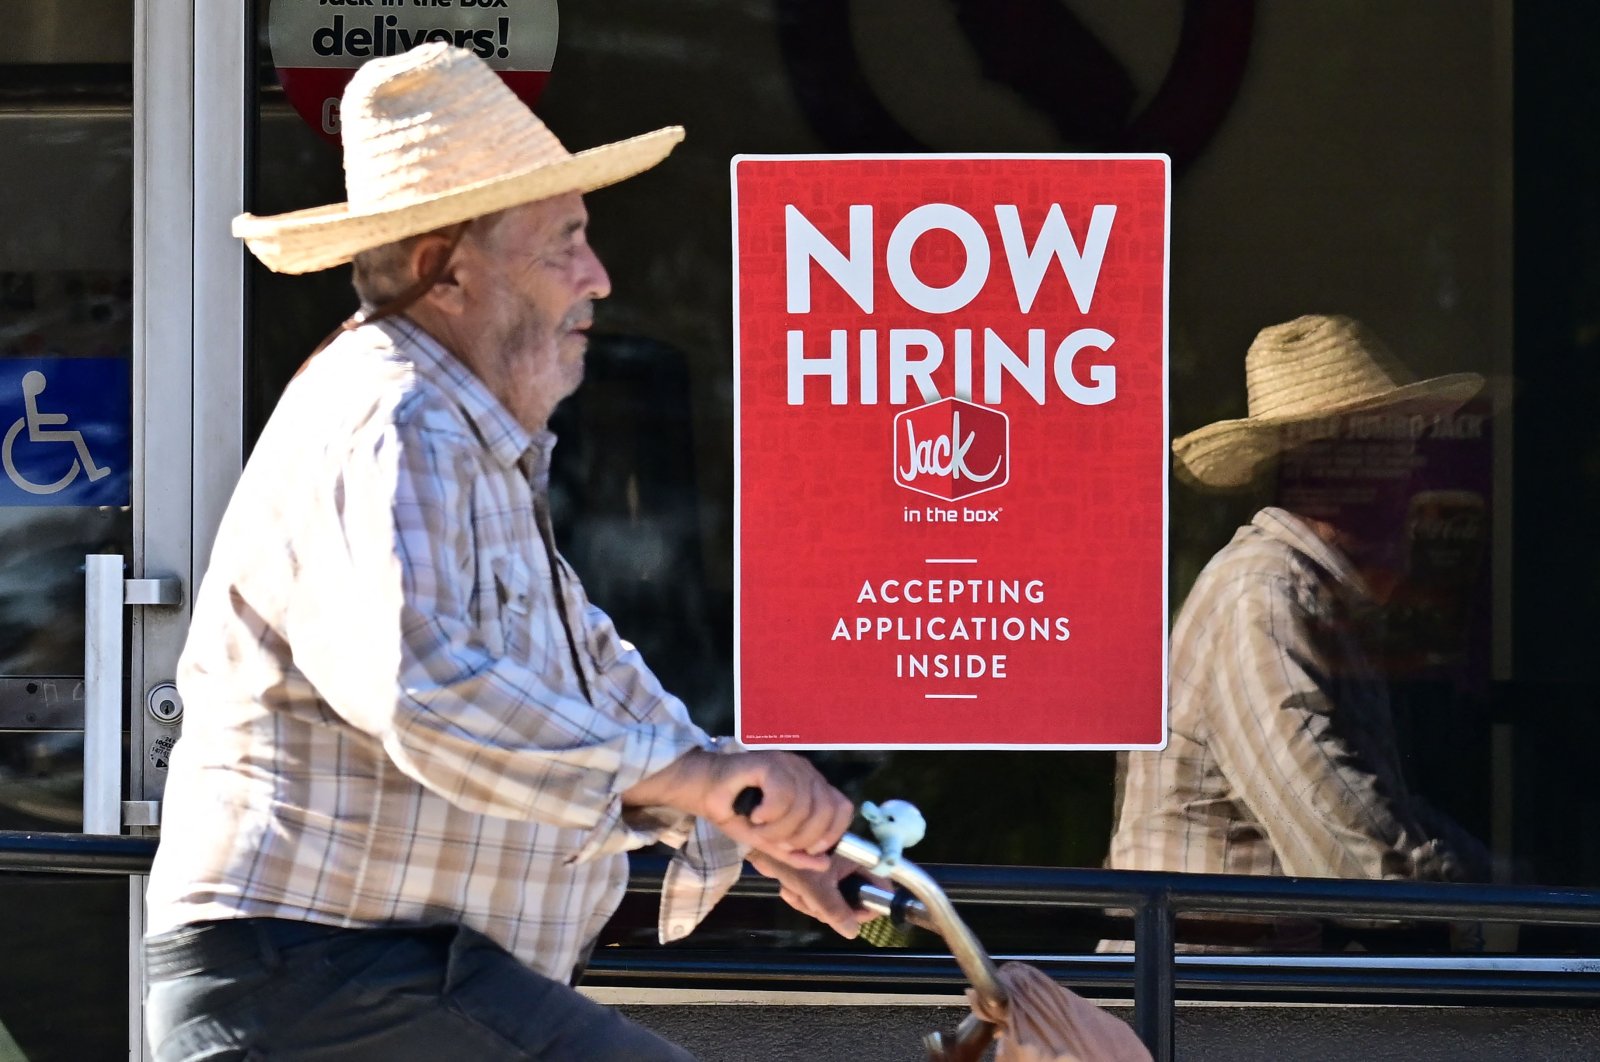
[670,922,687,936]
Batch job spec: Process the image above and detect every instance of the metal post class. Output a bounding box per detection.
[83,554,125,835]
[1134,891,1175,1062]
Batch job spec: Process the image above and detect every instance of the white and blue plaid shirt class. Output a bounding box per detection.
[147,317,745,978]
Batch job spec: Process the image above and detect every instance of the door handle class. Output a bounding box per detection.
[83,555,183,835]
[125,578,182,606]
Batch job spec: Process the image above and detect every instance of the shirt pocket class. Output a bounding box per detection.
[489,553,536,662]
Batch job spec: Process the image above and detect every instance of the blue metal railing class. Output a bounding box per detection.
[4,831,1600,1061]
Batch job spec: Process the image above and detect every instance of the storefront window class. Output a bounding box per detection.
[0,23,135,829]
[241,0,1600,958]
[0,4,137,1055]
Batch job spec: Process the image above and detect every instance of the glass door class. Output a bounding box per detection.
[0,2,214,1058]
[0,6,139,1058]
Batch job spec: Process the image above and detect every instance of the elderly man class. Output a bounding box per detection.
[1104,315,1490,951]
[143,45,863,1060]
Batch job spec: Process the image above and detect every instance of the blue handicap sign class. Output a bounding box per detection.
[0,358,131,507]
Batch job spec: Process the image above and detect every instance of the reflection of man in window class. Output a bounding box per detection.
[1105,315,1489,948]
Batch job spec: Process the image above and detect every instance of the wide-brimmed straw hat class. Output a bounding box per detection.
[233,43,684,274]
[1172,314,1483,489]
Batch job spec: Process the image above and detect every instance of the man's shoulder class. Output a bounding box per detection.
[1175,521,1334,637]
[1193,523,1311,594]
[1170,522,1328,688]
[287,326,479,450]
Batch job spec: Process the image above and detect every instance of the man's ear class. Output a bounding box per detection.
[409,230,469,316]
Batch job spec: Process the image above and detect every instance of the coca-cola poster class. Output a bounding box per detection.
[267,0,558,148]
[733,155,1170,748]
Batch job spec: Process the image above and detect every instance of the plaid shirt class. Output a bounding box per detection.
[1107,508,1482,887]
[146,318,744,979]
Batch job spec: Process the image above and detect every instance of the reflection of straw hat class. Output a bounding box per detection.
[233,43,684,274]
[1173,314,1483,489]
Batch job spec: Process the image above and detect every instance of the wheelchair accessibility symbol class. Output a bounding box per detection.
[3,370,111,495]
[0,358,129,507]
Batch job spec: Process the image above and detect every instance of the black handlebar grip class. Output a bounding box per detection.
[837,872,868,908]
[733,786,763,818]
[735,788,877,915]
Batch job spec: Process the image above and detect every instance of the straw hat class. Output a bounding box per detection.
[233,44,684,274]
[1172,314,1483,489]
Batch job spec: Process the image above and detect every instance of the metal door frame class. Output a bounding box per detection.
[128,1,246,1056]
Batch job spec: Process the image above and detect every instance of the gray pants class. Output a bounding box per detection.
[143,919,695,1061]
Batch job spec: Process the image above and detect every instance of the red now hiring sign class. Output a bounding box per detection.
[268,0,558,147]
[733,155,1169,749]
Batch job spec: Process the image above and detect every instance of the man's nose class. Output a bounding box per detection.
[580,244,612,301]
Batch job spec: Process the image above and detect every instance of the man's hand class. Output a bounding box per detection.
[622,748,853,872]
[748,850,882,940]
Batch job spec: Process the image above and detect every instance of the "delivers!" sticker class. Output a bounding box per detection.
[269,0,558,146]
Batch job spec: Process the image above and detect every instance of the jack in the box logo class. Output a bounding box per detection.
[893,397,1009,501]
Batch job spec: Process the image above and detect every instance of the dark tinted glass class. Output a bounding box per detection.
[0,4,134,1055]
[241,0,1600,959]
